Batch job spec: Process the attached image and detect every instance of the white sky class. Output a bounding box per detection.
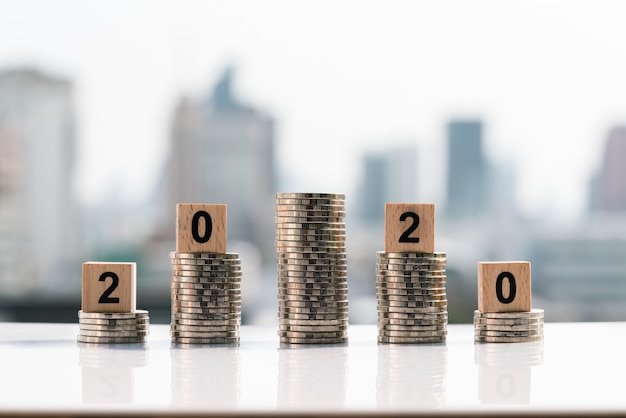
[1,0,625,220]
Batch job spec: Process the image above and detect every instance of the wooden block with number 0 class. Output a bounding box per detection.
[176,203,227,253]
[82,262,136,313]
[384,203,435,253]
[478,261,531,313]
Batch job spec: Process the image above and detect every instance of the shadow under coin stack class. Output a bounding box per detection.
[77,310,149,344]
[170,252,242,344]
[474,309,544,343]
[276,193,348,345]
[376,252,448,343]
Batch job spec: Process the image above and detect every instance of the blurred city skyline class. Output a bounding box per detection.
[2,1,626,221]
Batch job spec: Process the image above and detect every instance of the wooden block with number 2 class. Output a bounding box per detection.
[384,203,435,253]
[176,203,227,253]
[478,261,531,313]
[82,262,136,313]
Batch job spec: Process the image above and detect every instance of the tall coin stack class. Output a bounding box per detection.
[78,310,149,344]
[376,252,448,343]
[170,252,242,345]
[276,193,348,345]
[474,309,544,343]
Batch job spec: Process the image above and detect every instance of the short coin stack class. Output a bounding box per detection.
[170,252,242,344]
[474,309,544,343]
[77,310,149,344]
[376,252,448,343]
[276,192,348,345]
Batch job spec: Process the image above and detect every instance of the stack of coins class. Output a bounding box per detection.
[376,252,448,343]
[170,252,242,345]
[276,193,348,345]
[474,309,544,343]
[77,310,149,344]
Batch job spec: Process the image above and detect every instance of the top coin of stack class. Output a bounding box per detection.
[79,262,149,344]
[474,262,544,343]
[376,203,447,344]
[276,193,348,345]
[171,204,241,345]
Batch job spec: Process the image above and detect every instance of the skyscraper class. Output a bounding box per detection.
[446,120,485,218]
[355,146,417,222]
[590,126,626,212]
[164,68,275,261]
[0,68,78,294]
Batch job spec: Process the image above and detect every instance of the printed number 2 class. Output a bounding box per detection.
[192,210,213,243]
[398,212,420,243]
[98,272,120,304]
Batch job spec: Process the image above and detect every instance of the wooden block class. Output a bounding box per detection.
[82,262,136,313]
[176,203,227,253]
[384,203,435,253]
[477,261,531,313]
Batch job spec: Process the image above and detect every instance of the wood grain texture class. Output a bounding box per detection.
[176,203,227,253]
[81,262,136,313]
[384,203,435,253]
[477,261,531,313]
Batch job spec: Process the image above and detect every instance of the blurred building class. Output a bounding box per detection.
[590,126,626,212]
[446,120,486,218]
[354,146,417,222]
[0,68,78,295]
[162,68,276,262]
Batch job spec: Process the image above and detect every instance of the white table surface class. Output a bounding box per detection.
[0,322,622,415]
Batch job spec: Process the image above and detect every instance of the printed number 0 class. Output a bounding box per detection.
[496,272,516,304]
[398,212,420,243]
[98,272,120,304]
[192,210,213,243]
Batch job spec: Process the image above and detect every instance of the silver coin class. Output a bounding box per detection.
[78,317,150,326]
[278,257,348,266]
[275,216,344,223]
[377,270,447,278]
[172,299,241,308]
[279,299,348,307]
[171,336,240,345]
[377,251,447,259]
[474,309,544,319]
[77,335,147,344]
[278,295,348,304]
[78,310,149,319]
[377,300,448,308]
[171,330,238,338]
[279,311,346,320]
[275,222,345,231]
[276,202,345,210]
[474,323,543,332]
[276,227,346,235]
[172,295,241,304]
[475,329,543,337]
[278,265,348,273]
[171,275,241,284]
[171,307,241,315]
[172,288,241,297]
[278,330,347,338]
[171,318,240,326]
[279,324,348,332]
[278,254,347,262]
[376,289,447,297]
[79,323,149,331]
[172,265,242,274]
[79,329,148,337]
[171,258,241,266]
[276,235,347,244]
[171,282,241,290]
[379,294,448,302]
[379,324,444,332]
[379,311,448,320]
[276,246,346,254]
[276,240,345,248]
[380,328,447,337]
[278,318,348,326]
[279,306,348,315]
[278,283,348,291]
[378,335,445,344]
[377,256,447,264]
[172,291,241,300]
[275,197,344,204]
[171,323,239,332]
[172,312,240,321]
[377,317,448,326]
[277,192,345,199]
[376,282,447,290]
[473,317,543,326]
[170,252,239,259]
[276,208,346,215]
[474,335,543,343]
